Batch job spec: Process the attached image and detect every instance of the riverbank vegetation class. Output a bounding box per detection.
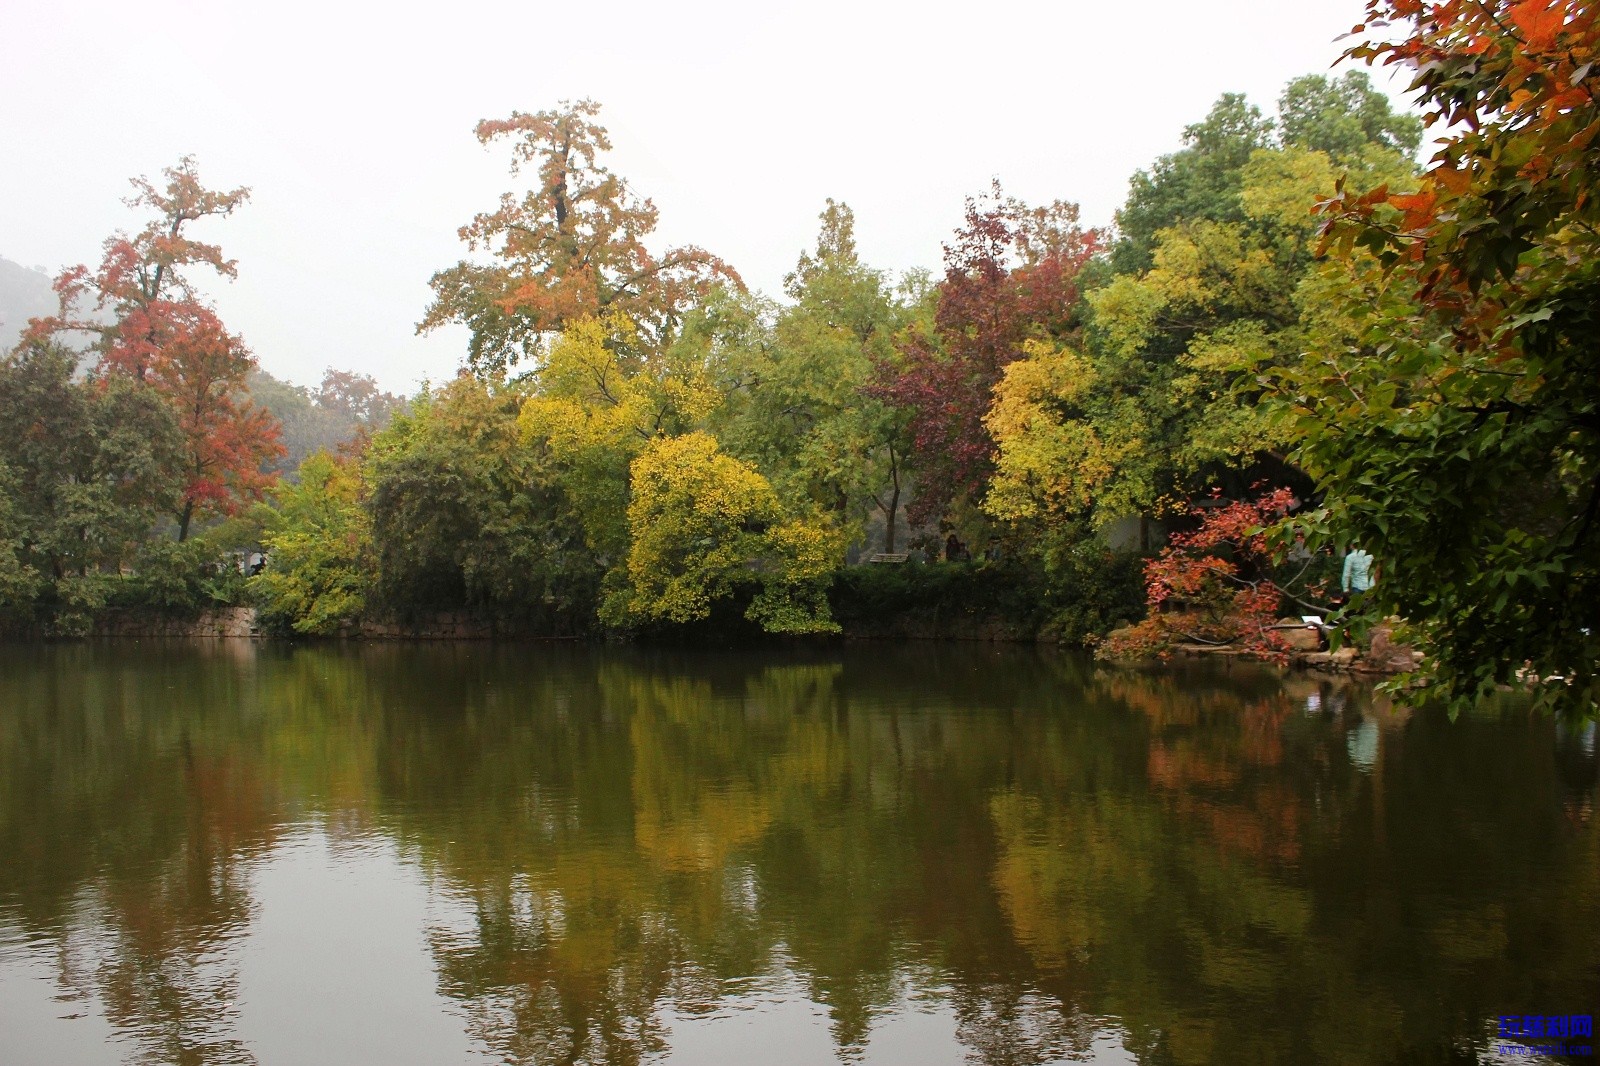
[2,2,1596,714]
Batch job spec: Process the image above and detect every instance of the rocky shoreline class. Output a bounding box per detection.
[1166,621,1423,676]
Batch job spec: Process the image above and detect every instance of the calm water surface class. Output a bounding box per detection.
[0,642,1594,1065]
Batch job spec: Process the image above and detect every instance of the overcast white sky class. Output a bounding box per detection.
[1,0,1415,394]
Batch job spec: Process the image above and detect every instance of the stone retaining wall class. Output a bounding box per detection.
[96,607,261,638]
[87,608,597,641]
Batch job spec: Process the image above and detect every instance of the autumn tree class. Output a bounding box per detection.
[870,184,1099,528]
[518,312,724,565]
[1099,488,1319,662]
[30,157,282,540]
[421,100,741,377]
[1285,0,1600,714]
[714,201,912,551]
[40,155,250,335]
[983,77,1419,547]
[607,432,842,633]
[249,368,405,473]
[316,368,404,428]
[122,303,281,540]
[982,338,1124,549]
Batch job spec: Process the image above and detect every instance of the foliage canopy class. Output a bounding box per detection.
[1282,0,1600,714]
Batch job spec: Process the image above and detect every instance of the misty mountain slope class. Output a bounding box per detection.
[0,255,57,352]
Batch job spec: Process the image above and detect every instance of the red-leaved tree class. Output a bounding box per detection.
[109,303,283,539]
[1101,488,1312,662]
[869,183,1098,526]
[29,157,283,540]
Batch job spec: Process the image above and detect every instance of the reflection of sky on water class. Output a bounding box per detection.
[0,829,480,1066]
[655,977,1137,1065]
[0,942,121,1066]
[0,875,256,1063]
[2,826,1145,1064]
[238,832,481,1064]
[1303,683,1351,718]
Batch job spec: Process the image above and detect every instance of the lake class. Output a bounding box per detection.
[0,642,1594,1065]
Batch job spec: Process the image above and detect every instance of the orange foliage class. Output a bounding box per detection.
[111,302,283,537]
[1101,489,1303,662]
[26,157,281,540]
[422,100,741,376]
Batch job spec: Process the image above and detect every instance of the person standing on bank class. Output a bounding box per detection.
[1342,546,1376,600]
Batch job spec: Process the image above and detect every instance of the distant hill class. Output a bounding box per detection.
[250,367,407,474]
[0,255,58,353]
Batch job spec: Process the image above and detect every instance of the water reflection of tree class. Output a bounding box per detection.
[985,666,1600,1065]
[1,644,1595,1066]
[0,644,280,1064]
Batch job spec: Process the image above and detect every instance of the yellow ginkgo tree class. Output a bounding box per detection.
[519,314,721,560]
[609,432,841,634]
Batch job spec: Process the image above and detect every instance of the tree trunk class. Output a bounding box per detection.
[883,446,901,554]
[177,500,194,543]
[884,485,900,554]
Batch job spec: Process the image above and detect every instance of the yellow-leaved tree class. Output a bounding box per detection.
[983,339,1120,532]
[609,432,840,633]
[519,314,722,562]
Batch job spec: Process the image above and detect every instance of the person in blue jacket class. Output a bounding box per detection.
[1342,547,1375,596]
